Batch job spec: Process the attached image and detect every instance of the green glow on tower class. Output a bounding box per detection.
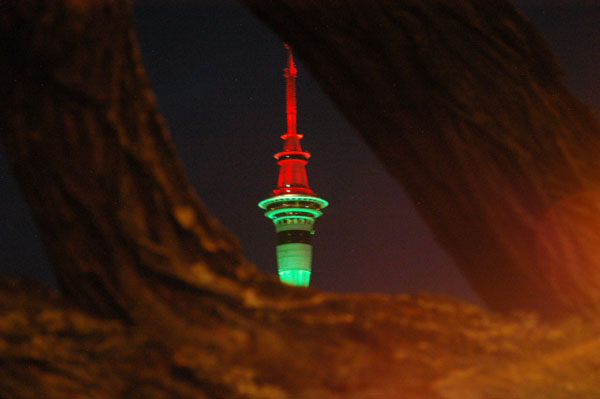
[259,195,327,287]
[279,270,311,286]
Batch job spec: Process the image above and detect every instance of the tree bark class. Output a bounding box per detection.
[2,276,600,399]
[0,0,305,340]
[2,0,600,397]
[241,0,600,317]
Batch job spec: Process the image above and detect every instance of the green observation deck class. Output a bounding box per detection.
[259,194,328,286]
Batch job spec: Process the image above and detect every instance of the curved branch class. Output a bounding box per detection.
[241,0,600,317]
[2,277,600,398]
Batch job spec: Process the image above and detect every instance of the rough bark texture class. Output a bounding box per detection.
[0,0,308,340]
[2,277,600,398]
[2,0,600,397]
[242,0,600,317]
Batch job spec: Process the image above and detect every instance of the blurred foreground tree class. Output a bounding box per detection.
[1,0,600,398]
[242,0,600,317]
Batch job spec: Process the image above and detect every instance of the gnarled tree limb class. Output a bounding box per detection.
[2,277,600,398]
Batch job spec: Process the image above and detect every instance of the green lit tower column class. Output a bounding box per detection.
[258,45,328,287]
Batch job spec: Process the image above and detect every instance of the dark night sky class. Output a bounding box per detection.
[1,1,599,305]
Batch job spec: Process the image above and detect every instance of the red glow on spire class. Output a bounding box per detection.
[283,43,298,138]
[272,45,314,196]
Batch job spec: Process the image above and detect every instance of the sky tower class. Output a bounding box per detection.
[258,45,328,287]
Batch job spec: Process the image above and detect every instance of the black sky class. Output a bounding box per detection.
[1,1,598,305]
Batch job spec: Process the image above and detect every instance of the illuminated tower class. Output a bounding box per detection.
[258,45,328,287]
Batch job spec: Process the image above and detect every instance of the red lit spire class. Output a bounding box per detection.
[284,43,298,139]
[273,45,314,196]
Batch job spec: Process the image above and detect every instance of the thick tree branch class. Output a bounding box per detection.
[0,0,310,337]
[241,0,600,317]
[2,277,600,398]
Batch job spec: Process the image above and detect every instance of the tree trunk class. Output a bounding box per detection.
[242,0,600,317]
[1,0,600,397]
[0,0,297,339]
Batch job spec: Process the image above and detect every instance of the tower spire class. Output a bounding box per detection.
[258,44,328,287]
[284,43,298,138]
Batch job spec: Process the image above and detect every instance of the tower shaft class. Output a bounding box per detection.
[259,45,328,287]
